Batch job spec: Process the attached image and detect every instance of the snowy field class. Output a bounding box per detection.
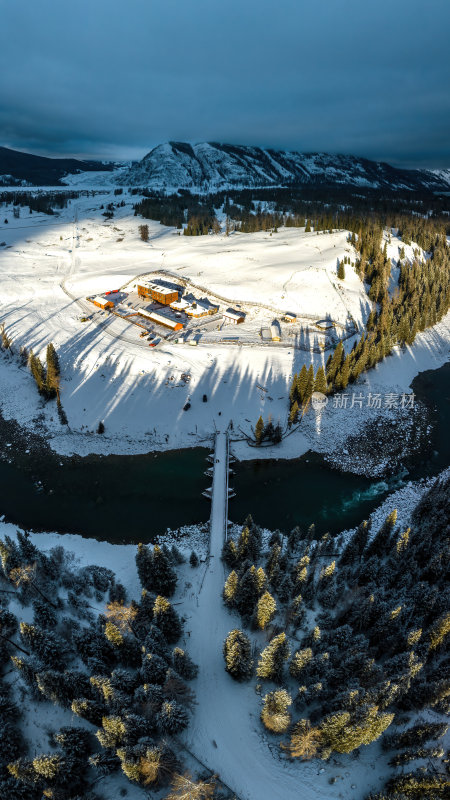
[0,190,449,463]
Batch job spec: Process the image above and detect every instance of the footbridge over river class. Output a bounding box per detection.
[185,426,322,799]
[203,427,235,545]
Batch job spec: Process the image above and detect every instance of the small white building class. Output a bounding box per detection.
[185,300,219,318]
[170,298,190,312]
[223,308,245,325]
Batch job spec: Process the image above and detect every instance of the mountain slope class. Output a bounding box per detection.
[0,146,114,186]
[120,141,450,193]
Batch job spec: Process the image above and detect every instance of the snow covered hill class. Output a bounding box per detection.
[119,141,450,193]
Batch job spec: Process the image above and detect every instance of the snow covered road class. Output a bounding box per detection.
[183,430,335,799]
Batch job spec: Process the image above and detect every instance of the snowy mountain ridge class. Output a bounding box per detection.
[119,141,450,193]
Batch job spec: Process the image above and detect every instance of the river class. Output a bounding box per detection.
[0,362,448,542]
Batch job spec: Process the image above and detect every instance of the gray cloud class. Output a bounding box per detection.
[1,0,449,167]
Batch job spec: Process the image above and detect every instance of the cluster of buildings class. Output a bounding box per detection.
[87,276,247,336]
[136,278,220,321]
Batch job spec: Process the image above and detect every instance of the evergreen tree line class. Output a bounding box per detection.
[0,533,204,799]
[288,364,327,425]
[1,332,67,422]
[132,183,450,252]
[288,226,449,420]
[0,191,79,216]
[220,474,450,784]
[254,415,283,444]
[131,181,450,238]
[28,342,60,400]
[133,190,221,234]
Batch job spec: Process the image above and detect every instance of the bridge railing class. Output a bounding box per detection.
[224,430,230,542]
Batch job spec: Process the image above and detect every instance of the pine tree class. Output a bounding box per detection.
[152,595,182,643]
[255,565,267,593]
[297,365,308,403]
[285,718,320,759]
[236,566,259,617]
[288,400,299,427]
[320,705,394,754]
[139,224,149,242]
[151,545,177,596]
[289,647,313,679]
[261,689,292,733]
[265,543,281,586]
[45,343,60,398]
[19,622,64,669]
[335,354,350,390]
[223,629,253,680]
[172,647,198,680]
[255,591,276,630]
[71,697,106,726]
[116,740,176,787]
[104,621,124,647]
[383,720,448,751]
[157,700,189,734]
[136,543,153,591]
[428,612,450,651]
[365,509,397,559]
[338,261,346,280]
[0,323,12,351]
[237,525,251,561]
[223,570,239,607]
[29,350,46,395]
[288,594,305,628]
[255,416,264,444]
[395,527,410,556]
[189,550,199,567]
[339,519,370,565]
[96,715,127,749]
[386,774,449,797]
[289,373,298,406]
[305,365,314,402]
[221,537,238,567]
[256,633,290,682]
[264,417,275,441]
[326,341,344,384]
[314,366,327,395]
[140,651,168,684]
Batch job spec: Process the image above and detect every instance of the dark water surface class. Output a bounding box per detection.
[0,445,210,542]
[230,361,450,534]
[0,362,447,542]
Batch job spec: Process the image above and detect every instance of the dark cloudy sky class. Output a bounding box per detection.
[1,0,449,167]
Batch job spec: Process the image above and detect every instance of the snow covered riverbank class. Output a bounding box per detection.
[0,309,448,475]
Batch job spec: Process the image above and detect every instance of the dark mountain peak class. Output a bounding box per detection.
[120,141,450,193]
[0,145,114,186]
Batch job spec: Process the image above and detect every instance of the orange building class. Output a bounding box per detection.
[90,295,115,310]
[137,281,179,305]
[138,308,184,331]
